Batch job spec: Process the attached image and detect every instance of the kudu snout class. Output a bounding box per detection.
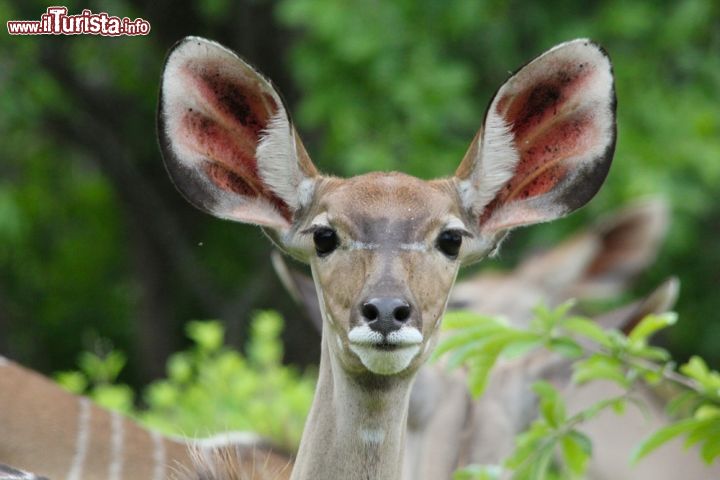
[361,297,413,336]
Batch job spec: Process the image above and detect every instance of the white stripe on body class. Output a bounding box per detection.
[151,431,166,480]
[66,398,91,480]
[108,412,124,480]
[194,431,263,449]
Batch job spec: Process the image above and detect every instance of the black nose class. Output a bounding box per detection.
[361,297,412,335]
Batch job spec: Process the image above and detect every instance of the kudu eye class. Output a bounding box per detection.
[313,227,339,256]
[436,230,463,258]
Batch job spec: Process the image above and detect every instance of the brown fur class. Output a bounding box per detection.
[171,444,291,480]
[0,359,193,479]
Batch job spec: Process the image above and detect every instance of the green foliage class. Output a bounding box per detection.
[141,312,315,450]
[56,311,315,451]
[440,304,720,479]
[631,357,720,464]
[57,350,135,414]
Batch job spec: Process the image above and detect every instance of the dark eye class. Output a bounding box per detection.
[436,230,463,258]
[313,227,339,256]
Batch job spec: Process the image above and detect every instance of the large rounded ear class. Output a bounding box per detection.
[517,199,669,297]
[455,39,616,250]
[158,37,318,232]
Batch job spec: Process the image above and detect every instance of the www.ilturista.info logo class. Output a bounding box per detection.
[7,7,151,36]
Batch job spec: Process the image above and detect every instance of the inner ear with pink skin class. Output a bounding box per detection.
[455,39,616,235]
[158,37,317,232]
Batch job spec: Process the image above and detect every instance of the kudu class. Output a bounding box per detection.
[0,356,291,480]
[155,36,616,479]
[0,37,616,480]
[277,200,720,479]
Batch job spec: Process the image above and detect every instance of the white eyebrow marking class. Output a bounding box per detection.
[347,240,378,251]
[309,212,330,227]
[399,242,428,252]
[66,398,91,480]
[445,216,468,231]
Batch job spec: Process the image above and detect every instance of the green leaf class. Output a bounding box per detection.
[506,420,553,470]
[632,345,671,362]
[452,464,503,480]
[547,337,584,358]
[78,350,127,384]
[701,429,720,464]
[187,320,224,352]
[528,443,556,480]
[500,337,543,359]
[695,405,720,420]
[531,301,575,335]
[468,350,502,397]
[572,355,630,388]
[681,356,720,394]
[667,390,702,417]
[641,370,663,385]
[533,381,566,427]
[611,397,627,414]
[93,384,134,414]
[167,353,192,383]
[684,417,720,448]
[562,316,612,348]
[579,396,628,422]
[561,430,592,475]
[432,322,509,360]
[631,418,702,463]
[55,371,88,394]
[629,313,677,343]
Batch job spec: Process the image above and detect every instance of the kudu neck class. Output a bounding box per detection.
[290,332,415,480]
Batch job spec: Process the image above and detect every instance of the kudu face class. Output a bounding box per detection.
[301,174,465,375]
[158,37,616,379]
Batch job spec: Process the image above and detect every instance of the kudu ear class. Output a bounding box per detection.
[594,276,679,333]
[158,37,318,232]
[454,39,615,245]
[518,199,669,297]
[572,199,669,297]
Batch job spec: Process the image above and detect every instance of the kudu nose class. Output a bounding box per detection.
[361,297,412,336]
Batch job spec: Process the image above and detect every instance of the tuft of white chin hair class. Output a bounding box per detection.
[348,325,423,375]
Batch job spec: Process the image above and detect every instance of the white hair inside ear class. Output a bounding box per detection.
[257,109,316,212]
[456,111,520,217]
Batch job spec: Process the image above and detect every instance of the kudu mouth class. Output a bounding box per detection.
[347,324,424,375]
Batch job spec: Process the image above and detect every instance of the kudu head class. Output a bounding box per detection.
[158,37,615,379]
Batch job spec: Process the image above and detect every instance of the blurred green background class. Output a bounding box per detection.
[1,0,719,391]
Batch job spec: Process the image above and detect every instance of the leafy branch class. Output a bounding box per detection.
[436,302,720,480]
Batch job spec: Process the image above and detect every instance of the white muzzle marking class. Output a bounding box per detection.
[348,325,423,375]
